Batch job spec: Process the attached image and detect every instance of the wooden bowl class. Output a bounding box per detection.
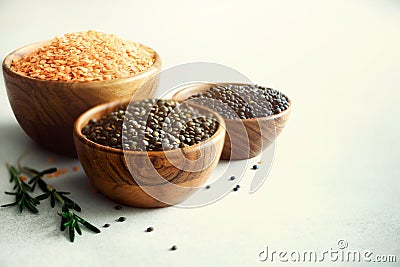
[73,99,225,208]
[2,41,161,156]
[172,83,292,160]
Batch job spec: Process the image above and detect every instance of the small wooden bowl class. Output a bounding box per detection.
[2,41,161,156]
[172,83,292,160]
[73,100,225,208]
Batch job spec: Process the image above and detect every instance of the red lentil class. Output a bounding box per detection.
[11,30,155,82]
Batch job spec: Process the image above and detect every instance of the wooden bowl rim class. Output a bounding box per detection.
[171,82,292,122]
[2,40,162,85]
[73,99,226,156]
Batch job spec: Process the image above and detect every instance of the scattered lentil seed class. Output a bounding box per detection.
[170,245,177,251]
[233,185,240,192]
[229,176,236,180]
[205,185,211,189]
[117,217,126,222]
[82,99,219,151]
[114,205,123,210]
[11,30,155,82]
[146,227,154,232]
[103,224,110,228]
[187,84,289,119]
[252,164,259,170]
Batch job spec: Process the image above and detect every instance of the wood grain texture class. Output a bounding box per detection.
[2,41,161,156]
[172,83,292,160]
[73,100,225,208]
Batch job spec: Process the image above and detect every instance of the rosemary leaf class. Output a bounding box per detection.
[40,168,57,175]
[1,202,17,207]
[50,194,55,208]
[75,222,82,236]
[35,192,50,201]
[69,224,75,242]
[80,219,101,234]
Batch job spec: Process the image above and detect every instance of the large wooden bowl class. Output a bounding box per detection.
[2,41,161,156]
[73,99,225,208]
[172,83,292,160]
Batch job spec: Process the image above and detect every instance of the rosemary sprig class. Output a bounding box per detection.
[1,164,40,213]
[58,208,101,242]
[23,166,100,242]
[2,164,100,242]
[24,166,81,212]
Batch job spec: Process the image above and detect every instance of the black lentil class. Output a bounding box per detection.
[146,226,154,232]
[205,185,211,189]
[230,176,236,181]
[233,184,240,192]
[103,223,110,228]
[252,164,259,170]
[82,99,219,151]
[114,205,123,210]
[170,245,177,251]
[117,216,126,222]
[187,84,289,119]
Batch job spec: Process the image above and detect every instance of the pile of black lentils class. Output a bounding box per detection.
[187,84,290,119]
[82,99,219,151]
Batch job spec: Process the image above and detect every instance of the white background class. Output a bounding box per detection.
[0,0,399,266]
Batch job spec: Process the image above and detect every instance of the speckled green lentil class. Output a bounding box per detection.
[82,99,218,151]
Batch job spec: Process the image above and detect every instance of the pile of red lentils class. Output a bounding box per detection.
[11,30,155,82]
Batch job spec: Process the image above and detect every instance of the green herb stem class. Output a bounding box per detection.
[2,163,100,242]
[52,188,65,205]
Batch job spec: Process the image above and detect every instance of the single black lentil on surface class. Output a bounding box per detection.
[187,84,289,119]
[82,99,219,151]
[146,227,154,232]
[252,164,259,170]
[117,217,126,222]
[170,245,177,251]
[103,224,110,228]
[114,205,123,210]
